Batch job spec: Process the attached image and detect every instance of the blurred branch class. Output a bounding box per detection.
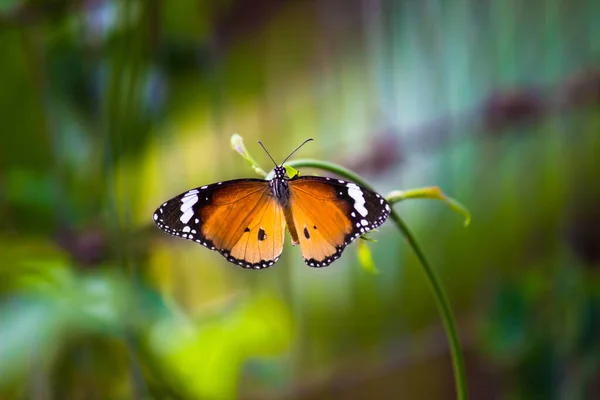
[28,356,50,400]
[125,333,146,400]
[101,0,148,397]
[0,0,73,28]
[147,0,162,60]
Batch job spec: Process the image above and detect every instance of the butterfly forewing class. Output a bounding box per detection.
[153,179,286,269]
[288,176,390,267]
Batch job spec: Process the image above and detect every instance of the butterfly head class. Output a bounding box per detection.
[272,166,288,180]
[257,138,315,206]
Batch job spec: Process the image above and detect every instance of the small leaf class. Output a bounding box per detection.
[359,233,378,243]
[264,155,300,180]
[284,164,299,178]
[386,187,471,227]
[357,240,379,274]
[230,134,267,177]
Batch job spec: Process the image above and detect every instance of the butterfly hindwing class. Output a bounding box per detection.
[153,179,286,269]
[288,176,390,267]
[223,194,286,269]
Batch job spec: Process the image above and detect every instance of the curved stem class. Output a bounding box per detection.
[387,211,467,400]
[286,159,468,400]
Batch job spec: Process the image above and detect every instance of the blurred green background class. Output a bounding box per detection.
[1,0,599,399]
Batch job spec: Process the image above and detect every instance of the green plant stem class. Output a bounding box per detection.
[286,159,468,400]
[387,211,467,400]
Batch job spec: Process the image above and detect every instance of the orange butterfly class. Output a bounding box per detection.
[152,139,390,269]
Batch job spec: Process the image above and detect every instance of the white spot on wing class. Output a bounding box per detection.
[347,183,368,217]
[182,226,191,233]
[153,214,158,221]
[180,194,198,211]
[180,209,194,224]
[360,219,368,226]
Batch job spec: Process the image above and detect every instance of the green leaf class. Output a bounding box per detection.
[284,164,299,178]
[359,232,378,242]
[357,240,379,275]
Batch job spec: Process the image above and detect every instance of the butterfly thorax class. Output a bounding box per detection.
[270,166,291,207]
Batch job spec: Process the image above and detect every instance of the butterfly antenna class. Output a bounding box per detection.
[280,138,314,165]
[258,140,279,167]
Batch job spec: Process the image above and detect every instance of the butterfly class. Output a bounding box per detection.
[152,139,390,269]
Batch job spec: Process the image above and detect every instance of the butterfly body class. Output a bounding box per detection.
[153,151,390,270]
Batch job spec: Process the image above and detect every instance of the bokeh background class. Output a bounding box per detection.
[1,0,599,399]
